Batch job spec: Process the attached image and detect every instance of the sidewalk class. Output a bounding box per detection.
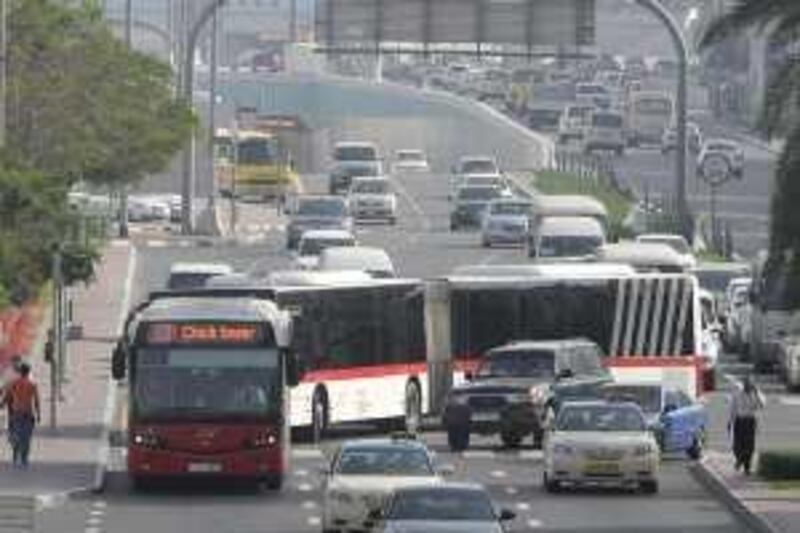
[692,451,800,533]
[0,240,135,500]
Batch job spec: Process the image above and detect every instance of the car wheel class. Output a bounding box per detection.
[447,425,470,452]
[543,472,561,493]
[640,480,659,494]
[500,431,523,448]
[687,429,705,461]
[312,390,329,444]
[404,381,422,435]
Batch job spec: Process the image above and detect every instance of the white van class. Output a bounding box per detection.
[167,262,234,290]
[528,216,606,260]
[317,246,396,278]
[533,195,609,229]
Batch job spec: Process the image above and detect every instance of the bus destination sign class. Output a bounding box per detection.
[145,323,261,345]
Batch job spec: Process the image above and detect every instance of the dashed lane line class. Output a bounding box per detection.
[307,516,322,527]
[528,518,544,529]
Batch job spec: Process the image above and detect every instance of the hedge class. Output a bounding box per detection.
[758,450,800,480]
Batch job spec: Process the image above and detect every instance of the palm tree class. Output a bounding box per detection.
[700,0,800,270]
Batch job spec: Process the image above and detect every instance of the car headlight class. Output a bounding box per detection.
[552,443,574,455]
[529,385,548,405]
[633,443,654,456]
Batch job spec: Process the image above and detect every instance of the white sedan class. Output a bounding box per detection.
[544,401,660,494]
[322,437,444,533]
[348,177,398,224]
[392,149,430,172]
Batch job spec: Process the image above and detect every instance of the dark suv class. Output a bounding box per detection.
[442,339,612,451]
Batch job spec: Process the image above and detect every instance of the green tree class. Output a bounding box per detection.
[701,1,800,270]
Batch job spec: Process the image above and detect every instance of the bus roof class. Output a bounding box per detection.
[538,216,605,236]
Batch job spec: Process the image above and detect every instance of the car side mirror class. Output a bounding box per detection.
[498,508,516,522]
[111,341,126,381]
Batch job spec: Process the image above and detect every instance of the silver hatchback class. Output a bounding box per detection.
[480,199,533,247]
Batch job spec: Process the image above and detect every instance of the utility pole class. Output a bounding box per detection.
[0,0,8,149]
[180,0,228,235]
[208,8,220,207]
[118,0,133,239]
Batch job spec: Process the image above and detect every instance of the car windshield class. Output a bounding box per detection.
[592,114,622,128]
[461,160,497,174]
[133,348,280,420]
[335,447,433,476]
[556,405,646,432]
[477,350,555,378]
[398,151,423,161]
[491,202,531,216]
[335,146,377,161]
[388,489,496,521]
[458,187,500,201]
[539,235,603,258]
[299,237,354,256]
[602,386,662,414]
[296,199,346,217]
[352,181,389,194]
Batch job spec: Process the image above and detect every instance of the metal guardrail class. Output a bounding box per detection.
[0,496,35,533]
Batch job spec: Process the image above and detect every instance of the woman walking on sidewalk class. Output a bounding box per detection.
[728,375,765,475]
[0,362,41,468]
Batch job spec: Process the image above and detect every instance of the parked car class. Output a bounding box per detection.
[543,400,660,493]
[375,483,515,533]
[481,199,534,248]
[697,138,744,179]
[600,382,707,459]
[442,339,612,451]
[348,177,397,224]
[285,195,353,249]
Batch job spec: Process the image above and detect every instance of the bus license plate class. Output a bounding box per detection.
[585,461,619,476]
[188,462,222,473]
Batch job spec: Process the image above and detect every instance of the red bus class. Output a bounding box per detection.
[112,293,298,489]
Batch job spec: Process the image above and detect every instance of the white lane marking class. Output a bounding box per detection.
[516,502,530,511]
[298,482,314,492]
[389,174,431,231]
[88,509,105,517]
[777,396,800,407]
[295,469,309,477]
[462,450,494,459]
[85,528,102,533]
[490,470,507,479]
[307,516,321,527]
[302,500,318,510]
[505,487,518,496]
[94,244,137,492]
[86,516,103,527]
[519,450,544,460]
[528,518,544,529]
[92,501,107,509]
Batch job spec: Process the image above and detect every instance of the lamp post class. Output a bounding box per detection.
[118,0,133,239]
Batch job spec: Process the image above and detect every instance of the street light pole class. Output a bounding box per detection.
[180,0,228,235]
[118,0,133,239]
[208,8,220,207]
[635,0,693,242]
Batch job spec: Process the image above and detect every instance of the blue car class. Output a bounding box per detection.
[601,382,707,459]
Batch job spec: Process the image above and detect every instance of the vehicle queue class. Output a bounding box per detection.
[117,95,770,530]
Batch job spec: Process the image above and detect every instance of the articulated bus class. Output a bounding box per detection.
[111,294,297,489]
[445,271,706,398]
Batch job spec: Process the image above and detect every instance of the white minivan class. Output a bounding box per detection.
[528,216,606,260]
[317,246,396,278]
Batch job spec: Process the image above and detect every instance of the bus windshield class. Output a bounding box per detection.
[238,138,278,165]
[133,347,281,420]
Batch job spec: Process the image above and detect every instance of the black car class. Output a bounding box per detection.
[442,339,612,451]
[450,186,504,230]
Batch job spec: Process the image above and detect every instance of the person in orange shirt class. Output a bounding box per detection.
[1,362,40,468]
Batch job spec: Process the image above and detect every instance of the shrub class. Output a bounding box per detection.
[758,450,800,480]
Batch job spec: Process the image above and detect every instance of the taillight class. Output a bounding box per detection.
[131,430,164,449]
[247,431,278,449]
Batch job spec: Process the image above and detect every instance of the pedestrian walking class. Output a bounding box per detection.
[1,356,23,449]
[728,375,765,475]
[0,362,41,468]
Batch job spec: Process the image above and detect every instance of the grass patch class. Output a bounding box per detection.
[768,480,800,491]
[531,170,634,239]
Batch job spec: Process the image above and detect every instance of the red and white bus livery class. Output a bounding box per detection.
[112,294,297,489]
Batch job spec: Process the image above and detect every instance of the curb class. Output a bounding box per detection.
[689,459,779,533]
